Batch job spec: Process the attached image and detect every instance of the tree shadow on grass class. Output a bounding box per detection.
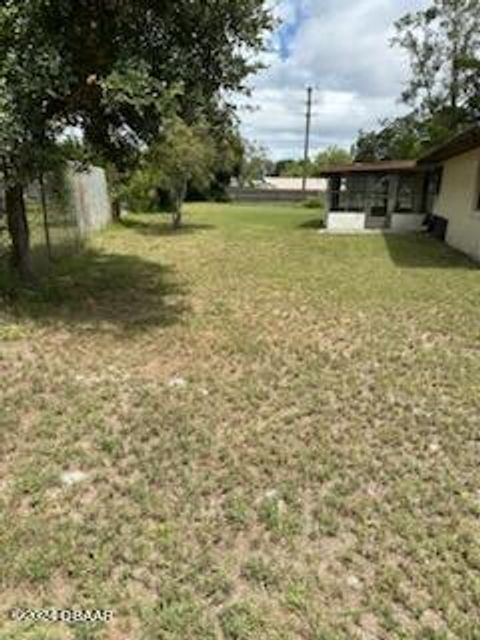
[0,246,188,333]
[298,216,326,230]
[382,233,479,269]
[120,217,215,237]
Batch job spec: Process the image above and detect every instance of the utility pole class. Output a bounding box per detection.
[302,86,313,193]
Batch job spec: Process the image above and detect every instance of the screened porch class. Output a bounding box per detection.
[321,162,440,231]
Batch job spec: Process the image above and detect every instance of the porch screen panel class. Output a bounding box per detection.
[396,175,416,212]
[330,175,368,212]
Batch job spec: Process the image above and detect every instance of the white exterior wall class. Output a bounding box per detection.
[327,211,366,230]
[434,148,480,261]
[391,213,426,232]
[263,177,327,191]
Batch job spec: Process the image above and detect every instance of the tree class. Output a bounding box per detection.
[184,114,246,201]
[0,3,71,281]
[0,0,273,280]
[238,142,271,186]
[274,148,351,178]
[352,115,426,161]
[463,55,480,118]
[273,159,295,176]
[276,159,313,178]
[125,119,217,228]
[208,128,245,200]
[392,0,480,128]
[352,0,480,163]
[313,146,352,173]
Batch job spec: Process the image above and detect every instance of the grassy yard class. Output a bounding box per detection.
[1,203,479,640]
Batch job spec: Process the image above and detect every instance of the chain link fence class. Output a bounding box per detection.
[1,165,110,276]
[28,175,82,262]
[0,176,80,275]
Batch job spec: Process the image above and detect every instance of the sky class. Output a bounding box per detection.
[237,0,428,160]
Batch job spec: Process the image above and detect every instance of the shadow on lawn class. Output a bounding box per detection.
[0,247,188,332]
[298,217,325,230]
[383,233,479,269]
[120,217,214,236]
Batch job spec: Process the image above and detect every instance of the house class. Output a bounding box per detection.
[319,125,480,262]
[319,160,438,232]
[417,126,480,262]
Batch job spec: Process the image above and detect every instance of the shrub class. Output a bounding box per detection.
[302,196,325,209]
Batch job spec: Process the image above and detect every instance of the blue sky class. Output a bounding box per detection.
[238,0,428,160]
[277,2,309,60]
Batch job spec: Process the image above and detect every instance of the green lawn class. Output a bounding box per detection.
[1,203,479,640]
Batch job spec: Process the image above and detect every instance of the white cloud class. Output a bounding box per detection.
[239,0,428,159]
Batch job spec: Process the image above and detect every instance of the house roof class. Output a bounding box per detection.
[418,125,480,163]
[319,160,420,177]
[319,124,480,175]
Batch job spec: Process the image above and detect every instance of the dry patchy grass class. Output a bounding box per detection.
[0,203,479,639]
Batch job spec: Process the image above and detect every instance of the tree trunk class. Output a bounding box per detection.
[39,175,52,260]
[172,208,182,230]
[170,184,182,230]
[112,197,122,221]
[5,183,35,283]
[171,180,188,230]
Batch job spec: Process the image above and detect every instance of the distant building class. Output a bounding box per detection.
[228,175,326,203]
[263,177,327,192]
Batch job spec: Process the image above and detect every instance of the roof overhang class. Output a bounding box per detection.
[319,160,422,177]
[418,125,480,164]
